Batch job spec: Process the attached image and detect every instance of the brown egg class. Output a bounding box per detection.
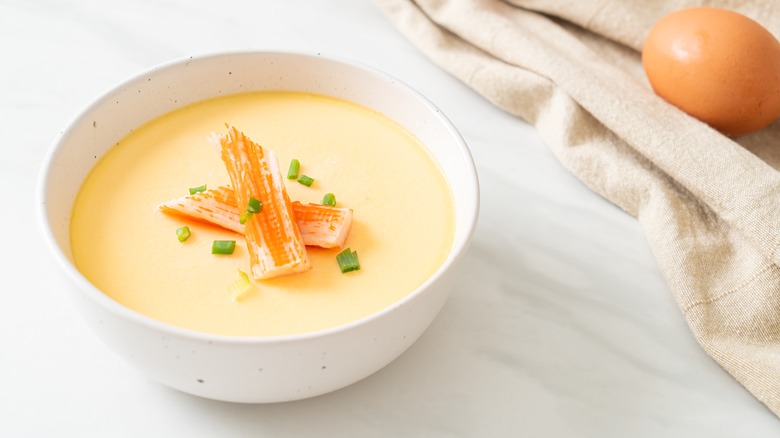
[642,7,780,136]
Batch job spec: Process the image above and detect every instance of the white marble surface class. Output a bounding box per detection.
[3,0,779,436]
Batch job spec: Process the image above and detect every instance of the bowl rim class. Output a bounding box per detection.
[37,49,480,345]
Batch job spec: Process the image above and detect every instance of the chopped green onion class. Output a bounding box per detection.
[287,159,300,179]
[321,193,336,207]
[247,197,263,214]
[239,197,263,224]
[189,184,207,195]
[229,269,252,301]
[297,175,314,187]
[212,240,236,255]
[176,226,191,242]
[336,247,360,273]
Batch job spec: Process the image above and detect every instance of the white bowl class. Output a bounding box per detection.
[38,51,479,403]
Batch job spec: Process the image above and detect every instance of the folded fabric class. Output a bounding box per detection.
[376,0,780,416]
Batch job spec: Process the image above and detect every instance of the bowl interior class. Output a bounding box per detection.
[40,51,479,335]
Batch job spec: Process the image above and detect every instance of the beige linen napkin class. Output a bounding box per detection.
[376,0,780,415]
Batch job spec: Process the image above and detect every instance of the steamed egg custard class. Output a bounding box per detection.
[70,91,455,337]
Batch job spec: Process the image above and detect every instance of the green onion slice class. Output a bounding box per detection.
[240,197,263,224]
[176,226,191,242]
[212,240,236,255]
[287,159,300,179]
[297,175,314,187]
[229,269,252,301]
[189,184,207,195]
[336,247,360,273]
[247,197,263,214]
[321,193,336,207]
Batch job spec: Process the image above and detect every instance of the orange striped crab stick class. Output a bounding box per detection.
[217,126,310,280]
[159,186,353,250]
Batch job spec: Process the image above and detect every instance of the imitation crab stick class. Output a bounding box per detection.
[216,126,311,279]
[159,186,353,249]
[289,201,353,249]
[160,186,245,234]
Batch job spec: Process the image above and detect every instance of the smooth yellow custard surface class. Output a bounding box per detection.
[70,91,454,337]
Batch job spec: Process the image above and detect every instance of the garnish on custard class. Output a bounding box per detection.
[240,197,263,224]
[189,184,207,195]
[287,159,300,179]
[321,193,336,207]
[212,240,236,255]
[247,197,263,214]
[336,247,360,273]
[290,201,352,249]
[160,186,241,233]
[297,175,314,187]
[229,268,252,301]
[216,126,311,279]
[159,126,360,283]
[176,226,191,242]
[159,186,353,249]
